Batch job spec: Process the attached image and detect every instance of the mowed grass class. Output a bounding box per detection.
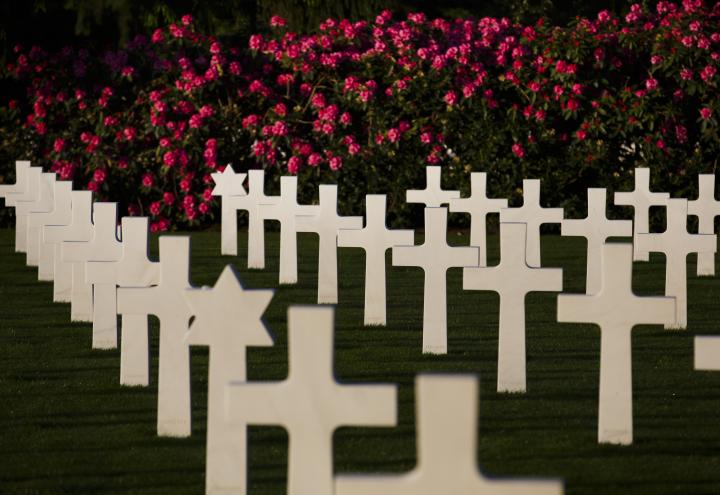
[1,226,720,494]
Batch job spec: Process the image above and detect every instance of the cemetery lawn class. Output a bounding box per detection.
[1,227,720,495]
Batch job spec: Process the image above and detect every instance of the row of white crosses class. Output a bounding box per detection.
[0,161,565,495]
[214,163,720,447]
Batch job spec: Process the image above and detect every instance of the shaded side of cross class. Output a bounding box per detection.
[636,198,715,329]
[392,207,479,354]
[184,265,274,495]
[464,222,562,392]
[10,165,41,253]
[688,174,720,276]
[406,166,460,207]
[500,179,563,267]
[0,160,31,204]
[557,242,675,444]
[335,374,564,495]
[561,188,632,294]
[117,236,194,437]
[449,172,508,267]
[19,172,56,265]
[297,184,363,304]
[30,181,72,281]
[259,176,318,284]
[338,195,414,326]
[228,169,279,268]
[226,306,396,495]
[613,167,669,262]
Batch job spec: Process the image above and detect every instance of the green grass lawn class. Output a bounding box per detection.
[1,227,720,494]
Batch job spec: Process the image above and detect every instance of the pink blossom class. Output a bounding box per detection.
[287,156,302,174]
[387,128,400,143]
[328,156,343,171]
[443,90,457,106]
[308,153,322,167]
[645,77,658,91]
[150,201,162,216]
[181,15,193,26]
[93,169,107,183]
[270,16,287,28]
[53,138,65,153]
[163,192,175,205]
[163,151,176,167]
[142,173,154,188]
[123,127,136,141]
[199,202,210,214]
[151,29,164,43]
[700,107,713,120]
[511,143,525,158]
[348,143,360,155]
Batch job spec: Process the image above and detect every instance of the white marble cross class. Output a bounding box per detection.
[463,222,562,392]
[227,169,278,267]
[44,191,94,310]
[449,172,508,267]
[117,236,194,437]
[62,202,122,348]
[0,160,31,205]
[184,265,274,495]
[211,164,248,256]
[338,195,414,326]
[11,166,41,252]
[406,166,460,207]
[561,188,632,294]
[296,184,363,304]
[688,174,720,276]
[500,179,563,267]
[614,168,669,261]
[87,217,159,386]
[392,207,479,354]
[28,180,72,281]
[259,176,319,284]
[336,374,564,495]
[636,198,716,329]
[17,172,56,264]
[694,335,720,370]
[225,306,397,495]
[557,242,675,444]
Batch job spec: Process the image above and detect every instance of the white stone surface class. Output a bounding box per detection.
[636,198,716,329]
[614,168,669,261]
[211,165,248,256]
[500,179,563,267]
[117,236,193,437]
[561,188,632,294]
[296,185,363,304]
[688,174,720,276]
[392,207,479,354]
[44,191,93,309]
[449,172,508,267]
[694,336,720,370]
[12,166,41,252]
[184,265,274,495]
[336,375,564,495]
[87,217,159,386]
[225,306,397,495]
[23,173,56,266]
[463,222,562,392]
[406,166,460,207]
[0,160,31,205]
[63,202,122,348]
[259,176,319,284]
[229,169,279,268]
[338,195,414,326]
[557,242,675,445]
[29,181,72,281]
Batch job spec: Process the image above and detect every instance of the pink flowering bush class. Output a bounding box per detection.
[2,2,720,229]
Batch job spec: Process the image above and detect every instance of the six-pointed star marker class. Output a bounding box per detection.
[211,165,248,197]
[184,265,274,349]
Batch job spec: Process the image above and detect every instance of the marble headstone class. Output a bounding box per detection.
[12,166,41,252]
[184,265,274,495]
[688,174,720,276]
[614,168,669,262]
[557,243,675,444]
[392,207,479,354]
[463,222,562,392]
[211,164,248,256]
[636,198,715,329]
[18,172,56,264]
[225,306,397,495]
[29,181,72,281]
[336,375,564,495]
[406,166,460,207]
[500,179,563,267]
[296,184,363,304]
[338,195,414,326]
